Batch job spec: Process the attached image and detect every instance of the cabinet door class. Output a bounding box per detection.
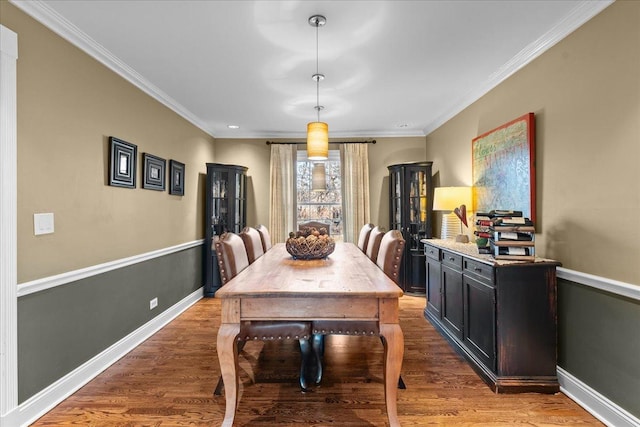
[441,264,464,340]
[426,256,442,318]
[389,168,403,232]
[463,274,496,371]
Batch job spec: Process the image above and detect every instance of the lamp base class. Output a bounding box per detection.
[455,234,469,243]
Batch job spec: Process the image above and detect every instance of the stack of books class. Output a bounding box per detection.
[476,210,536,260]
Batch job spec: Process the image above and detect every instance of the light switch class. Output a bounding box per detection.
[34,213,54,235]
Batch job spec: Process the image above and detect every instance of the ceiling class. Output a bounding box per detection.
[11,0,611,139]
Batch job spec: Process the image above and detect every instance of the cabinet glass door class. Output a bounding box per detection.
[407,168,428,249]
[390,169,402,232]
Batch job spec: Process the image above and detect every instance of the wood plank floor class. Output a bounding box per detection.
[32,295,603,426]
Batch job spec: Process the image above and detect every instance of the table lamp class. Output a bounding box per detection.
[433,186,472,242]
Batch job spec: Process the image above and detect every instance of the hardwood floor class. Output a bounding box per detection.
[32,295,602,426]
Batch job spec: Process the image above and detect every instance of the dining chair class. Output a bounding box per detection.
[213,232,314,393]
[256,224,272,252]
[357,223,374,252]
[239,226,265,264]
[365,226,384,263]
[310,229,406,388]
[375,229,405,285]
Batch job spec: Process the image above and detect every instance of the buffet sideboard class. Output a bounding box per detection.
[423,239,561,393]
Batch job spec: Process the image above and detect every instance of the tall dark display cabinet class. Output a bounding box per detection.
[204,163,248,297]
[388,162,434,294]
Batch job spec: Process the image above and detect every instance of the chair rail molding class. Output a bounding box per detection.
[0,23,19,427]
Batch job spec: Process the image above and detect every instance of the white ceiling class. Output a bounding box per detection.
[11,0,612,139]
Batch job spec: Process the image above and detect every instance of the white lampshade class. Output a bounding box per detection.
[311,163,326,191]
[433,186,472,211]
[307,122,329,160]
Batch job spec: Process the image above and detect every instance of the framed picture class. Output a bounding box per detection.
[142,153,166,191]
[472,113,536,222]
[109,136,137,188]
[169,159,185,196]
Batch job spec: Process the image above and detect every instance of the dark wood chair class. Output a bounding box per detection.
[256,224,272,252]
[365,226,384,263]
[239,226,265,264]
[357,223,374,252]
[213,232,313,393]
[309,229,406,388]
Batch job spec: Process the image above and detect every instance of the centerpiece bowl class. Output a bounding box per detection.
[286,226,335,260]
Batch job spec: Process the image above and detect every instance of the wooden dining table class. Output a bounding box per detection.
[215,242,405,426]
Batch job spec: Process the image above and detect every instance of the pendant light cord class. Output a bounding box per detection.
[315,18,320,123]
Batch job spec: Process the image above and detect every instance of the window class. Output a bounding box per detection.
[296,150,342,240]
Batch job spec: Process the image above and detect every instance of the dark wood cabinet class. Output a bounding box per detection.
[387,162,433,294]
[204,163,247,297]
[423,239,560,393]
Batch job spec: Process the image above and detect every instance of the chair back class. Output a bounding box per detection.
[376,230,405,284]
[365,226,384,263]
[357,223,374,252]
[256,224,272,252]
[214,232,250,284]
[240,227,265,264]
[299,221,330,236]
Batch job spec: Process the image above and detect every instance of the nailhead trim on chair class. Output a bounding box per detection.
[241,333,310,341]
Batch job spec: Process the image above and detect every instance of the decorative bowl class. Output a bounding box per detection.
[286,227,335,260]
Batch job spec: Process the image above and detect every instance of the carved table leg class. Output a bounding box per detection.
[380,323,404,427]
[217,323,240,427]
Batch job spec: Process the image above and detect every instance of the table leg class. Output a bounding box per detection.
[380,323,404,427]
[217,323,240,427]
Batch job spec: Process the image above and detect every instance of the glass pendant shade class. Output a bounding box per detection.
[307,122,329,160]
[311,162,326,191]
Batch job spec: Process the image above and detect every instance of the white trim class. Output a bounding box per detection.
[17,239,204,297]
[423,0,614,136]
[8,0,213,137]
[15,287,203,427]
[557,268,640,302]
[0,24,19,427]
[558,367,640,427]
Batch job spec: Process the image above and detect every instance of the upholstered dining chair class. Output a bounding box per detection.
[239,226,265,264]
[309,229,406,388]
[213,232,313,393]
[365,226,384,263]
[357,223,374,252]
[256,224,272,252]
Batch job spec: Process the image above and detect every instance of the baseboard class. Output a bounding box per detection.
[13,287,203,427]
[558,367,640,427]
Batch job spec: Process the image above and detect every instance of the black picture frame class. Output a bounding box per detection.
[142,153,166,191]
[169,159,185,196]
[109,136,137,188]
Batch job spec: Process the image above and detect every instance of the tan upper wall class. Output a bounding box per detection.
[214,136,426,238]
[426,1,640,284]
[2,3,216,283]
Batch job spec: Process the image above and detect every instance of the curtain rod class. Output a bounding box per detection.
[265,140,376,145]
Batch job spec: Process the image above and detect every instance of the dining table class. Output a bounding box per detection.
[215,242,405,426]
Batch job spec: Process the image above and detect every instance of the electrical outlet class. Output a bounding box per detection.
[150,297,158,310]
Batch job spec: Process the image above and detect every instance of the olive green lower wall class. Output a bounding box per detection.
[558,279,640,418]
[17,245,203,403]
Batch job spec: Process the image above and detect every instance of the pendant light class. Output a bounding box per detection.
[307,15,328,161]
[311,163,327,192]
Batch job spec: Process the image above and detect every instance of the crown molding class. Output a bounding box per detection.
[422,0,615,136]
[9,0,214,137]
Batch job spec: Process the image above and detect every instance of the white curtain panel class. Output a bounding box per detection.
[269,144,296,243]
[341,143,371,244]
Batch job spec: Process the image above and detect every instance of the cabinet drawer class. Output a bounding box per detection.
[442,250,463,271]
[464,258,494,283]
[424,244,440,261]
